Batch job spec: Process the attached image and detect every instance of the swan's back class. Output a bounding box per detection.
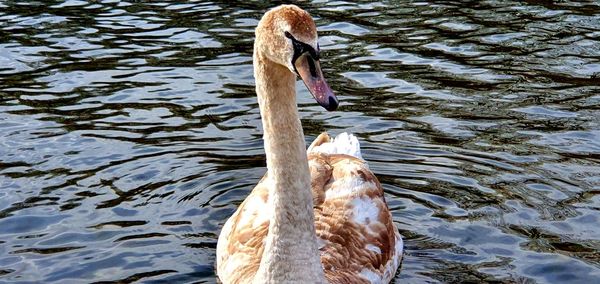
[217,133,403,283]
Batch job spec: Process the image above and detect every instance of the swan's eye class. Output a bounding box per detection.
[284,31,292,39]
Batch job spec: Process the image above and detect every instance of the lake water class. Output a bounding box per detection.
[1,1,600,283]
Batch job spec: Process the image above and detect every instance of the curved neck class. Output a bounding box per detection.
[253,49,325,283]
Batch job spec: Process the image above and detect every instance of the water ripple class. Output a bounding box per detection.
[1,1,600,283]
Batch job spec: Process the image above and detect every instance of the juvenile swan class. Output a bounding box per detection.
[216,5,403,283]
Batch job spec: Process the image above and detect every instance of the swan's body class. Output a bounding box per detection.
[216,5,403,283]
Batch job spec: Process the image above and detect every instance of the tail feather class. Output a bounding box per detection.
[308,132,363,159]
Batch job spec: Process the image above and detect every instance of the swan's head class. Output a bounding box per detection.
[255,5,338,111]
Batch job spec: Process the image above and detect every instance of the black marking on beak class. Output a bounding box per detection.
[328,96,337,110]
[306,56,317,77]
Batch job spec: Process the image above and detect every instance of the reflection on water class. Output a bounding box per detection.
[1,1,600,283]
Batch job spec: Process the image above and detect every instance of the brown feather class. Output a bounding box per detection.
[217,134,403,283]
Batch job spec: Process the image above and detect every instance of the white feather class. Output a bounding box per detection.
[311,132,363,159]
[351,197,380,226]
[365,244,382,254]
[358,268,382,283]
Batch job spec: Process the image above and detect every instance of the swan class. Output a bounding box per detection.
[216,5,403,283]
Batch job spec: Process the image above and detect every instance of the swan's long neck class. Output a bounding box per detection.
[253,49,325,283]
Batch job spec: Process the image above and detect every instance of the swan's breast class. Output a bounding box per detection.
[216,179,270,284]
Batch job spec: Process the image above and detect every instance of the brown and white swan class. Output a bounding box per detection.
[216,5,403,283]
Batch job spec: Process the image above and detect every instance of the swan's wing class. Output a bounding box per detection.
[216,176,269,284]
[309,152,403,284]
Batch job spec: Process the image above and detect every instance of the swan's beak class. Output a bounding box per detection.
[294,53,338,111]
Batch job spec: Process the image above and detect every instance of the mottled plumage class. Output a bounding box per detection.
[217,133,403,283]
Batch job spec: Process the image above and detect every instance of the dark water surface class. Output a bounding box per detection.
[1,0,600,283]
